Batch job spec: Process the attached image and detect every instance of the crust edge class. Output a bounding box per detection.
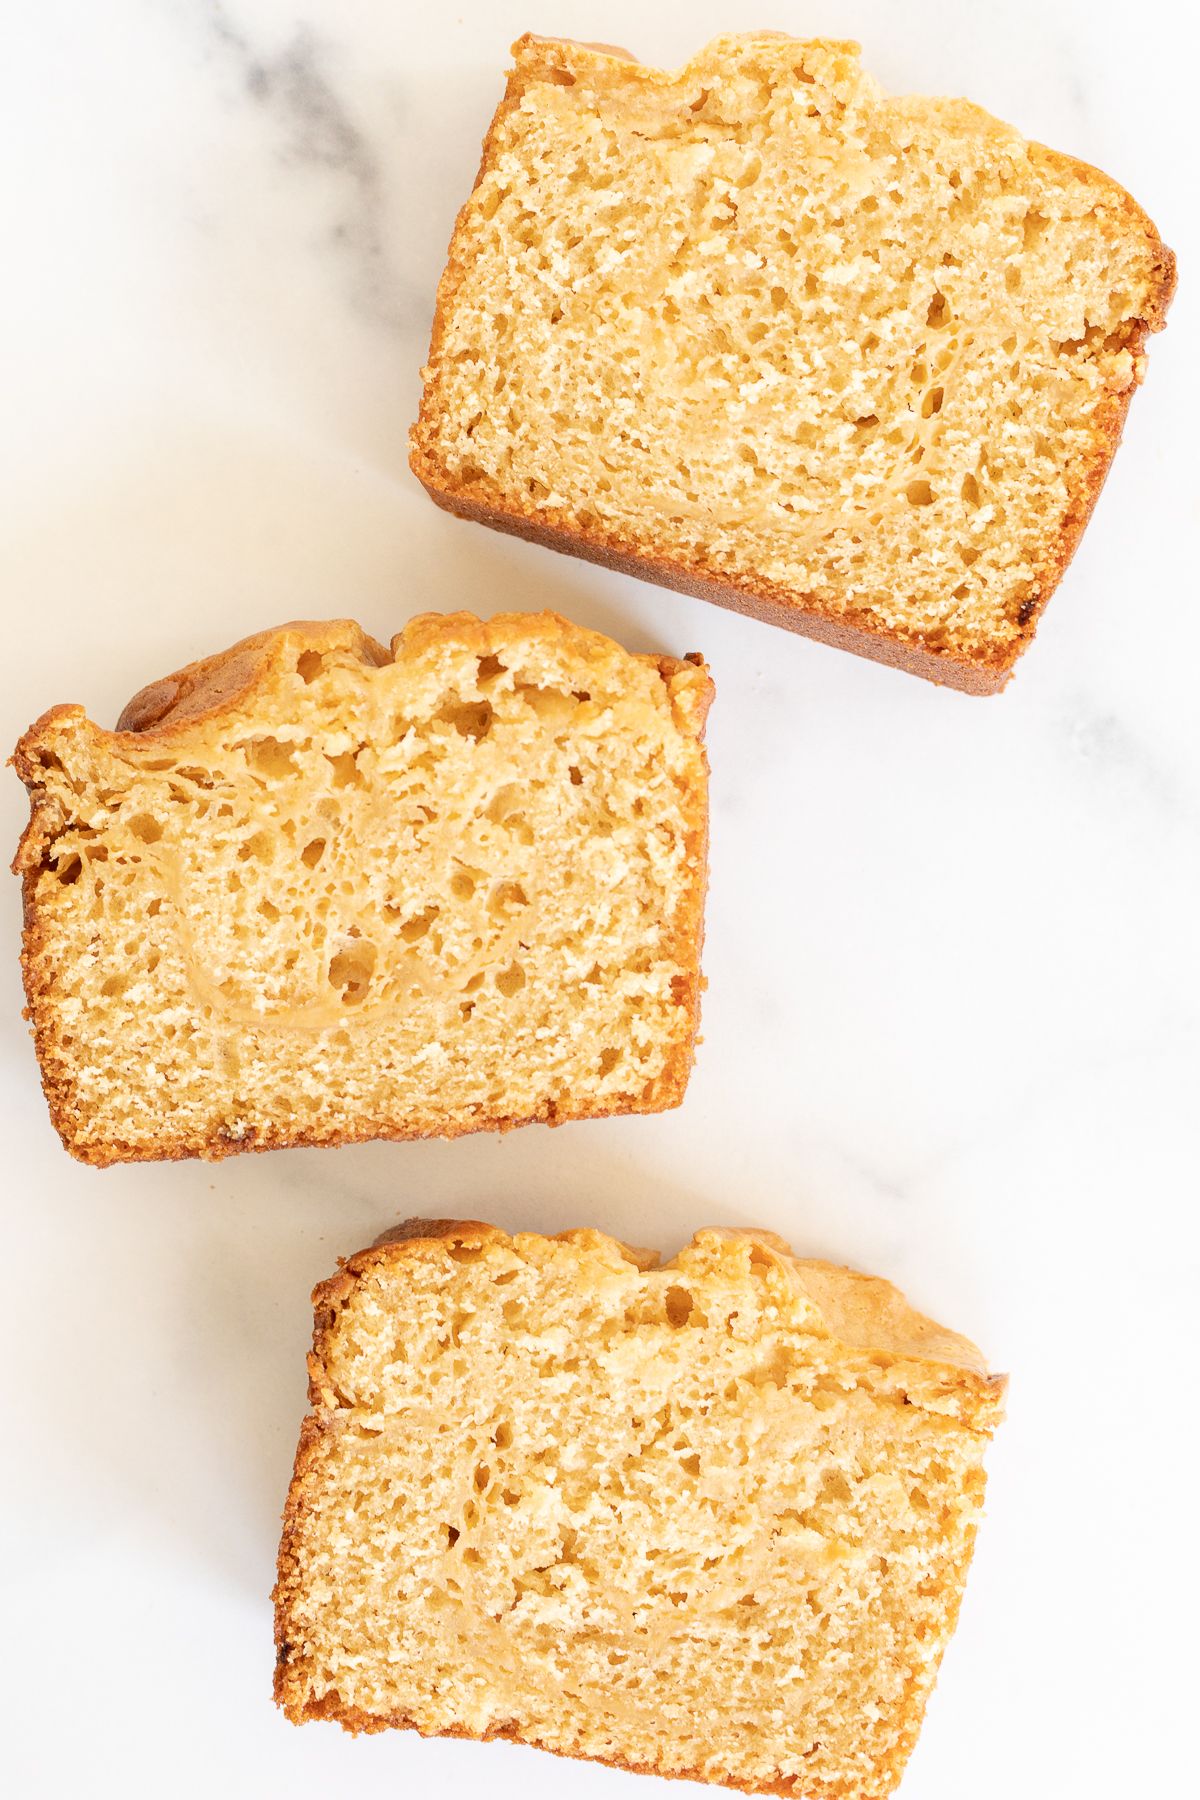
[11,613,712,1166]
[409,32,1176,695]
[273,1220,1005,1797]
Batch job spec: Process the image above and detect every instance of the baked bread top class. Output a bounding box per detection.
[412,32,1174,691]
[276,1218,1005,1796]
[13,613,712,1163]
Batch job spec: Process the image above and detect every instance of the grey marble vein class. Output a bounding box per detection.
[203,1,410,330]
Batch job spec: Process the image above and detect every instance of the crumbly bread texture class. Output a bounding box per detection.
[275,1220,1005,1797]
[411,33,1175,693]
[12,614,712,1165]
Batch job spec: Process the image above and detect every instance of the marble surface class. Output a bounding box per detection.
[1,2,1196,1796]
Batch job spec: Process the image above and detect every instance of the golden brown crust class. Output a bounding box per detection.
[997,133,1175,655]
[114,619,392,734]
[411,475,1012,694]
[23,1094,690,1170]
[11,832,80,1158]
[11,614,713,1166]
[273,1698,846,1799]
[274,1220,1005,1794]
[410,32,1175,694]
[307,1222,1003,1390]
[108,612,702,742]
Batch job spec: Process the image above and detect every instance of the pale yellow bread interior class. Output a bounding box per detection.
[275,1221,1005,1797]
[412,33,1174,688]
[13,614,712,1163]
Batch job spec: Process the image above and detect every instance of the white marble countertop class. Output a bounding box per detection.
[2,3,1196,1796]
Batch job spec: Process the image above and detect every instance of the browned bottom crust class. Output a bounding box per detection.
[20,906,700,1163]
[277,1689,841,1797]
[29,1063,693,1168]
[410,109,1175,701]
[415,476,1012,696]
[276,1460,967,1800]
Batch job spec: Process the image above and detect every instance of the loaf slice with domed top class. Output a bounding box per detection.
[275,1218,1006,1796]
[412,32,1174,692]
[12,613,711,1163]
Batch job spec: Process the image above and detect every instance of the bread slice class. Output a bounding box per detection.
[12,614,712,1165]
[411,32,1174,693]
[275,1219,1005,1796]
